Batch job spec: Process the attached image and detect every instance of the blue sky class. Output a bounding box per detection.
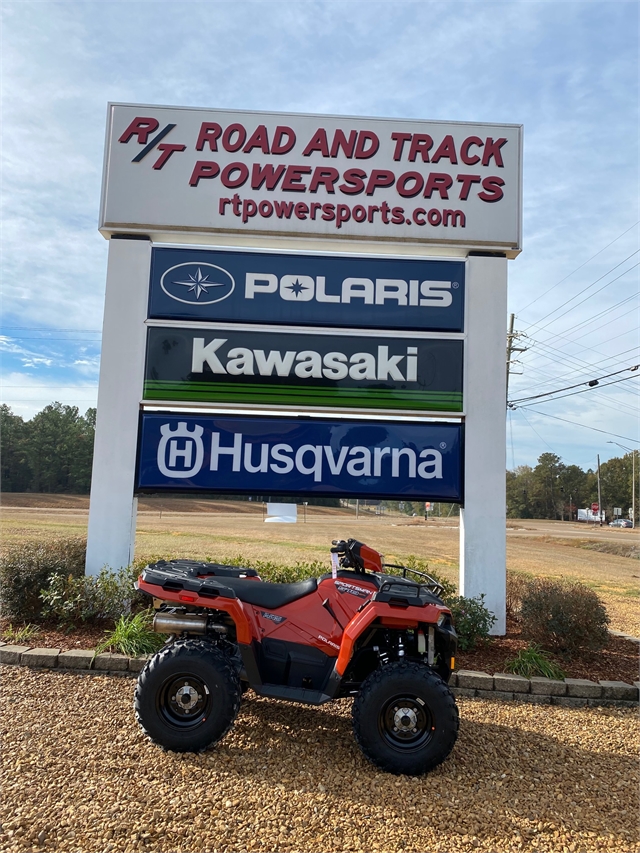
[1,0,638,472]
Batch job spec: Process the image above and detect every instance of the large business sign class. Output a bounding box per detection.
[149,247,465,332]
[101,104,522,253]
[136,413,463,501]
[144,326,464,413]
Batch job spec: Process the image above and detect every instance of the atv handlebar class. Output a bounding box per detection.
[331,539,444,596]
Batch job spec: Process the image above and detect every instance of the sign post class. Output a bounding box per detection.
[88,103,523,635]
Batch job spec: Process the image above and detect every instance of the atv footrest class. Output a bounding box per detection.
[256,684,332,705]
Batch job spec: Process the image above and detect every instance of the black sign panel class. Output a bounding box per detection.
[144,326,463,413]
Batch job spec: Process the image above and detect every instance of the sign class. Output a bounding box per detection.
[144,326,464,413]
[149,247,465,332]
[136,413,463,501]
[101,104,523,253]
[591,503,599,513]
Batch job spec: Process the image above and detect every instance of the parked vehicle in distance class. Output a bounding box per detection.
[609,519,633,528]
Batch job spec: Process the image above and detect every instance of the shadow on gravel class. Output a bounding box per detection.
[168,694,638,845]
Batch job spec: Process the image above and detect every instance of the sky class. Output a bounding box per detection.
[1,0,638,474]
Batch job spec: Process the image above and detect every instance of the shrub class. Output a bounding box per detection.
[506,571,533,622]
[0,537,86,621]
[520,579,610,656]
[400,555,457,599]
[40,567,134,627]
[95,611,165,657]
[504,644,566,680]
[447,594,496,651]
[203,554,326,583]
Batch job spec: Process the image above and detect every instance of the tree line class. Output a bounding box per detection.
[1,404,636,521]
[506,451,637,522]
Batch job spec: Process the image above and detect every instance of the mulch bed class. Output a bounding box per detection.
[457,617,639,684]
[3,616,638,683]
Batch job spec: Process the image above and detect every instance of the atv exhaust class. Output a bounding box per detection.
[153,613,227,636]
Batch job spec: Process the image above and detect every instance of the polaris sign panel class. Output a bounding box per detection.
[144,327,464,413]
[149,247,465,332]
[100,104,523,253]
[136,413,463,501]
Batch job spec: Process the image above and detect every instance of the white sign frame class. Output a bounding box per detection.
[100,103,522,256]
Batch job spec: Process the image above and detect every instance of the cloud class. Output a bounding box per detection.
[1,0,638,465]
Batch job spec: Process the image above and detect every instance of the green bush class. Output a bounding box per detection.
[95,610,165,657]
[0,537,86,621]
[504,644,566,679]
[506,571,533,623]
[203,554,326,583]
[520,579,610,656]
[447,594,496,651]
[399,555,457,599]
[40,567,134,627]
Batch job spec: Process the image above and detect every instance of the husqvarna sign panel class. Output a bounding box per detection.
[149,247,465,331]
[144,326,464,412]
[136,413,463,501]
[101,104,522,253]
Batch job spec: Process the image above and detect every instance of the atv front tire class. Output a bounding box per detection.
[134,638,241,752]
[352,662,459,775]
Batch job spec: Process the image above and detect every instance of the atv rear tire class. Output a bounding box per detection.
[134,638,241,752]
[352,662,459,775]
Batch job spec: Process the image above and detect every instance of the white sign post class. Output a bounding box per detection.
[89,104,523,636]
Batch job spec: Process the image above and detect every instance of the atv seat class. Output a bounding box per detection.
[221,577,318,609]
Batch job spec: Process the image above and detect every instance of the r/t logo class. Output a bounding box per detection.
[119,117,186,170]
[157,422,205,479]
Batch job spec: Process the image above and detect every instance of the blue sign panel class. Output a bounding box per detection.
[149,248,465,332]
[137,413,463,501]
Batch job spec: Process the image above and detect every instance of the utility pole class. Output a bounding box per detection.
[506,313,527,407]
[597,454,603,526]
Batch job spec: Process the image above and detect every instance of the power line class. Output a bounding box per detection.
[510,365,639,404]
[515,221,640,315]
[516,408,639,444]
[513,344,640,393]
[524,258,639,334]
[0,327,101,333]
[515,373,640,408]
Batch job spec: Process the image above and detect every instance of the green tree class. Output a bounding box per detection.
[0,405,32,491]
[531,453,565,519]
[558,464,589,521]
[24,403,95,493]
[599,453,636,520]
[506,465,535,518]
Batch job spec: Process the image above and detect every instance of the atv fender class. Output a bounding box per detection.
[335,600,446,676]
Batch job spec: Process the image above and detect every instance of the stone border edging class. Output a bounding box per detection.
[1,642,638,708]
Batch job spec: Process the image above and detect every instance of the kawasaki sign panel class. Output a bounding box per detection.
[136,413,463,501]
[100,104,522,254]
[149,247,465,332]
[144,327,463,413]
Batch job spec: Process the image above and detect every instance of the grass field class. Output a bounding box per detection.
[2,494,639,635]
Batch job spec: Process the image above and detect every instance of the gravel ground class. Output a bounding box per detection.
[1,667,638,853]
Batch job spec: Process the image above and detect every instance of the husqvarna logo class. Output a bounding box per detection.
[160,263,235,305]
[157,422,205,478]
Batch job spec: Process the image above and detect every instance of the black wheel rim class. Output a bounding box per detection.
[158,673,213,730]
[379,694,434,752]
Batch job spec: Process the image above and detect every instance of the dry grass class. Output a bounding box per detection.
[2,497,639,635]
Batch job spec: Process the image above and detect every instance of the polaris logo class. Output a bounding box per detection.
[191,338,418,382]
[161,262,235,305]
[245,273,455,307]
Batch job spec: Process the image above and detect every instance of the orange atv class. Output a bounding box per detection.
[134,538,458,775]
